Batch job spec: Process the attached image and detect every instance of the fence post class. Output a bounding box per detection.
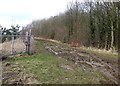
[0,29,2,53]
[0,29,2,86]
[25,32,28,54]
[11,32,14,54]
[28,31,30,55]
[25,31,31,55]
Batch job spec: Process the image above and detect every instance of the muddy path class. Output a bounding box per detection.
[40,39,118,84]
[1,38,119,84]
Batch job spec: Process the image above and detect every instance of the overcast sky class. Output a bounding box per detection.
[1,0,116,28]
[0,0,76,28]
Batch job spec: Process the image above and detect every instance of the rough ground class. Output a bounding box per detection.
[1,38,119,84]
[2,61,38,84]
[41,38,119,84]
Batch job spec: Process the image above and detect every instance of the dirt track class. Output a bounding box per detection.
[40,39,118,84]
[2,38,119,84]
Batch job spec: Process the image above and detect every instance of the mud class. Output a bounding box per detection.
[42,40,118,84]
[2,61,38,84]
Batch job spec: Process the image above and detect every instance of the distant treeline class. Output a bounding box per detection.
[24,1,119,51]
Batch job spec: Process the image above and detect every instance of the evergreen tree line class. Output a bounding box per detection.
[25,1,119,51]
[0,25,20,42]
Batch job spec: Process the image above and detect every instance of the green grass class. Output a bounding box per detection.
[5,39,106,84]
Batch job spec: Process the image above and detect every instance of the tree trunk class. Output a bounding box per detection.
[110,21,114,50]
[104,33,108,50]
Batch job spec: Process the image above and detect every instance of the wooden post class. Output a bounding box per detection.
[28,29,31,55]
[0,29,2,84]
[28,32,30,55]
[25,32,28,54]
[0,30,2,52]
[11,32,14,54]
[25,31,31,55]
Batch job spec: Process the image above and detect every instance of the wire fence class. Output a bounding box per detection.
[0,32,35,56]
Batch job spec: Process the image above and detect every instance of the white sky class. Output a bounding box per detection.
[0,0,119,29]
[0,0,75,28]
